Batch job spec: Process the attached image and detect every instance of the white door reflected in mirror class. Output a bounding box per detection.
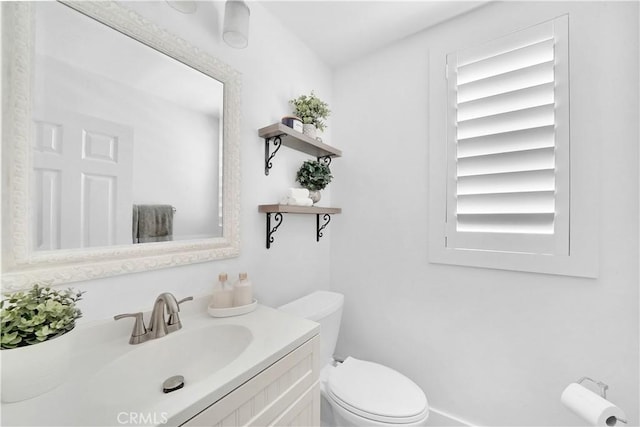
[33,111,134,250]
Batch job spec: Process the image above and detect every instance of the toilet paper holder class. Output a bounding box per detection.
[576,377,627,424]
[578,377,609,399]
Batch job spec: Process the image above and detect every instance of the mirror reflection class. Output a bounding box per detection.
[32,2,224,251]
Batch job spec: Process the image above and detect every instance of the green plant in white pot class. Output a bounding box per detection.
[296,160,333,204]
[1,284,84,402]
[289,91,330,139]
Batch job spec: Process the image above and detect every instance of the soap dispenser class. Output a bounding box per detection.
[210,273,233,308]
[233,273,253,307]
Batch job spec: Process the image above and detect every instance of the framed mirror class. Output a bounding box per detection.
[1,1,241,290]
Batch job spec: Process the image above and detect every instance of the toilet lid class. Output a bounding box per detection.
[327,357,428,424]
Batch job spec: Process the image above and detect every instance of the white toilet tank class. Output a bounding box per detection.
[278,291,344,365]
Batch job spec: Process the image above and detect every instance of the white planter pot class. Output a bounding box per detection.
[302,123,317,139]
[1,331,74,402]
[308,190,321,204]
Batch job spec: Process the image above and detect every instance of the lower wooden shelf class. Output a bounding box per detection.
[258,205,342,249]
[258,205,342,214]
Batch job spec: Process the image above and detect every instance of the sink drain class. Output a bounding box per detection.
[163,375,185,393]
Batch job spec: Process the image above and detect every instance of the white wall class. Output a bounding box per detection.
[38,1,337,321]
[331,2,639,426]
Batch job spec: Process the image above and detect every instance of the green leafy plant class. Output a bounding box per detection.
[1,284,84,349]
[296,160,333,191]
[289,91,331,131]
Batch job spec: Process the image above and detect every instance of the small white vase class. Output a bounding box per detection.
[302,124,317,139]
[308,190,321,204]
[1,330,74,402]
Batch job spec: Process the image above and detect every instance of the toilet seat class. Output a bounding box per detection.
[326,357,429,424]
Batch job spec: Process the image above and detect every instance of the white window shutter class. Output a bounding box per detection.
[446,16,569,255]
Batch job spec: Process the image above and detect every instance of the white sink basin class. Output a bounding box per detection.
[90,324,252,407]
[1,301,319,427]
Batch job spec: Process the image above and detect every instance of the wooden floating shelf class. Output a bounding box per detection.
[258,123,342,159]
[258,204,342,215]
[258,204,342,249]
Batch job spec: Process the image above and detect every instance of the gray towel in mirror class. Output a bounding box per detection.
[132,205,139,244]
[133,204,174,243]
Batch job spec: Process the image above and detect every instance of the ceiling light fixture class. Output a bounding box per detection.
[223,0,250,49]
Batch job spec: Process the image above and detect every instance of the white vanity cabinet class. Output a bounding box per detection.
[1,304,321,427]
[183,335,321,427]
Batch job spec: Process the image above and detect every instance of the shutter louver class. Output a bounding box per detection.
[446,16,569,255]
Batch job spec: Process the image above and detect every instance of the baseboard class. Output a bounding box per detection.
[428,406,478,427]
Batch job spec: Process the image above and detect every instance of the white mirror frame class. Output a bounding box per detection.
[1,1,241,291]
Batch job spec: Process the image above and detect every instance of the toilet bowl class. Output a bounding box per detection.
[278,291,429,427]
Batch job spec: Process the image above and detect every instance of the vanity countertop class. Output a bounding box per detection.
[1,297,319,426]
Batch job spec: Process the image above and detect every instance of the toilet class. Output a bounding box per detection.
[278,291,429,426]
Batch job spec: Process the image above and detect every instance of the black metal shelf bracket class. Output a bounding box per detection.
[316,214,332,242]
[264,135,283,175]
[266,212,283,249]
[317,155,332,166]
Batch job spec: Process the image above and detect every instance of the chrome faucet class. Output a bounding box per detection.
[148,292,180,339]
[115,293,193,345]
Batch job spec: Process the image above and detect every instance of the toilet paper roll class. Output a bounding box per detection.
[561,383,626,426]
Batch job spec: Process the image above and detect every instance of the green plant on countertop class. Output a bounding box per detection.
[1,284,84,349]
[296,160,333,191]
[289,91,331,131]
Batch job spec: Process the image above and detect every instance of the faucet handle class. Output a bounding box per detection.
[114,312,148,345]
[167,296,194,331]
[176,296,194,306]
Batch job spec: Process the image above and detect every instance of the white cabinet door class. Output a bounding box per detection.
[270,383,320,427]
[183,336,320,427]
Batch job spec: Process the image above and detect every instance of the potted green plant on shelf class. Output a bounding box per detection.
[296,160,333,204]
[289,91,330,139]
[1,284,84,402]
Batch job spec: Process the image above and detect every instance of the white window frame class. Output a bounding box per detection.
[428,14,599,278]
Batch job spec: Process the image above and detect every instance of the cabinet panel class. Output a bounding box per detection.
[270,383,320,427]
[183,335,320,427]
